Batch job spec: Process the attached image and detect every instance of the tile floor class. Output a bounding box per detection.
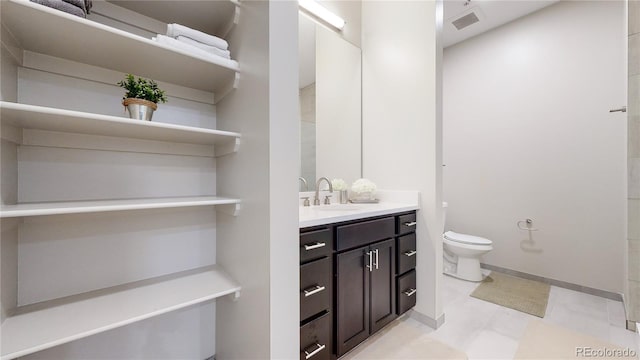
[349,272,640,360]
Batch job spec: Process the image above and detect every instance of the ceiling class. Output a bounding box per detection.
[443,0,559,48]
[299,1,560,87]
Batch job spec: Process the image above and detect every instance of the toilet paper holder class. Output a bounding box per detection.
[517,218,539,231]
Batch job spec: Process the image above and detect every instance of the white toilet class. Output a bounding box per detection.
[442,202,493,282]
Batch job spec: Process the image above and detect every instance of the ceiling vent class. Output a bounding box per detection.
[452,12,479,30]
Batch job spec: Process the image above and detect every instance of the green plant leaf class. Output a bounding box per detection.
[117,74,167,104]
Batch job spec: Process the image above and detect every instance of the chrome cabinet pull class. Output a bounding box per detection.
[304,242,326,251]
[403,221,417,227]
[303,285,326,297]
[366,251,373,272]
[304,343,326,359]
[404,250,417,257]
[404,288,417,297]
[374,249,379,270]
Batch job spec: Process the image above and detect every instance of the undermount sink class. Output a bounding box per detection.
[314,204,362,211]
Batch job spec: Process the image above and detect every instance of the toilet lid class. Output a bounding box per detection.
[444,231,492,246]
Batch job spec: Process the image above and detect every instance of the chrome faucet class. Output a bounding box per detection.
[314,177,333,205]
[299,177,308,191]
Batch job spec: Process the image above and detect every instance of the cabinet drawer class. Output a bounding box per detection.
[397,270,416,316]
[300,228,332,263]
[336,217,395,251]
[397,212,417,235]
[397,233,416,275]
[300,312,331,360]
[300,257,332,321]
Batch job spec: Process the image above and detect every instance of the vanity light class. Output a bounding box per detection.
[298,0,345,30]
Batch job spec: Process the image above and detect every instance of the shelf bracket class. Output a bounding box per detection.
[233,72,240,89]
[215,137,240,157]
[220,4,240,39]
[217,203,241,216]
[233,289,241,301]
[214,73,240,105]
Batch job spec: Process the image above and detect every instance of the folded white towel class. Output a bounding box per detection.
[153,34,236,66]
[177,36,230,59]
[166,23,228,50]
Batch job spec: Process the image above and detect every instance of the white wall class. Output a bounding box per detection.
[267,2,300,357]
[627,0,640,322]
[443,1,627,293]
[362,0,443,324]
[216,1,299,358]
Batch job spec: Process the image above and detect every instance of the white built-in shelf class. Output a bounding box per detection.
[0,102,241,154]
[107,0,239,39]
[0,266,241,360]
[1,0,239,93]
[0,196,241,218]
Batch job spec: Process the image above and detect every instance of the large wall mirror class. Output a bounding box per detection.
[298,14,362,191]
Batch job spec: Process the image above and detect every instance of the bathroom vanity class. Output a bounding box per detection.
[299,202,419,359]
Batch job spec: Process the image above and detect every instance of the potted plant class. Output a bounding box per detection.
[117,74,167,121]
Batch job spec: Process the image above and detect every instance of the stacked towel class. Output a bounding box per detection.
[31,0,92,17]
[154,23,232,61]
[153,35,217,59]
[166,23,229,50]
[176,36,230,59]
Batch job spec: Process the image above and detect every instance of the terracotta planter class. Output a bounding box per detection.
[122,98,158,121]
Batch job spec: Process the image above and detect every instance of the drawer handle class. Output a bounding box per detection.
[366,251,373,272]
[403,221,417,227]
[404,288,417,297]
[304,343,326,359]
[303,285,326,297]
[304,242,326,251]
[374,248,379,270]
[404,250,417,257]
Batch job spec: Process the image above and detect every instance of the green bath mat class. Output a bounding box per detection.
[470,271,550,317]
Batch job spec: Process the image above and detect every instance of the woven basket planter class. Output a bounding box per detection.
[122,98,157,121]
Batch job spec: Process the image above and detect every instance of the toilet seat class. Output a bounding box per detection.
[444,231,492,246]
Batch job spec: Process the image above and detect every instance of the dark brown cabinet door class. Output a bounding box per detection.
[370,238,396,334]
[336,239,397,356]
[336,246,370,357]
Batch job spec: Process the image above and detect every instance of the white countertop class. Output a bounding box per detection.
[299,202,419,228]
[298,190,420,228]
